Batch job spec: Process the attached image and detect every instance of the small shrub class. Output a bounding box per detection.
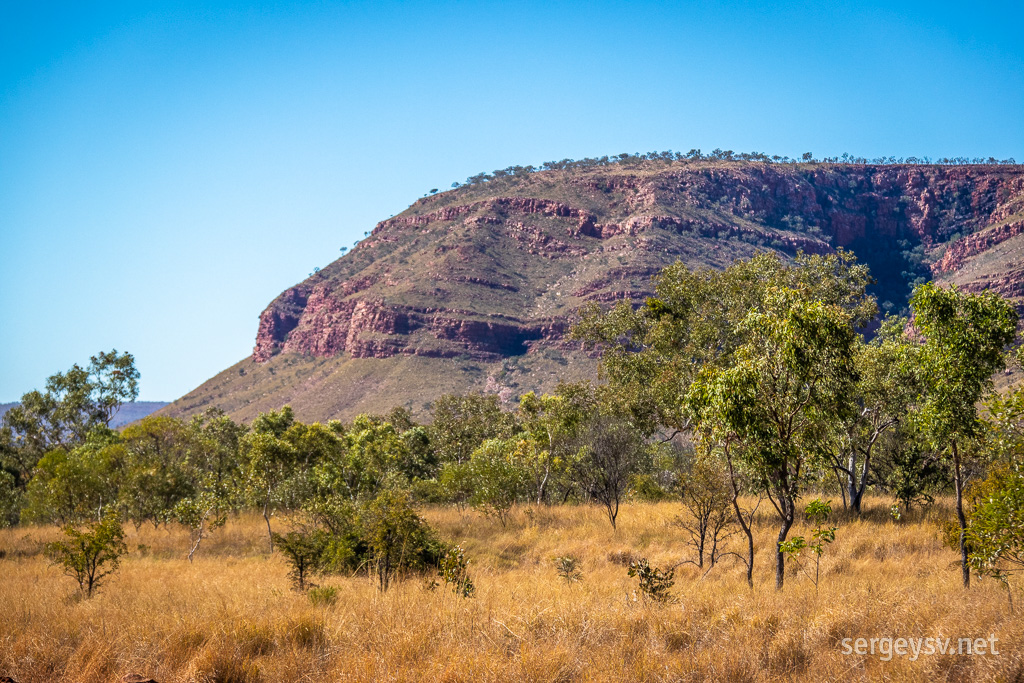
[630,473,671,502]
[553,555,583,585]
[271,527,328,591]
[964,462,1024,611]
[779,498,837,590]
[361,488,441,591]
[308,585,339,607]
[439,544,475,597]
[674,457,735,569]
[627,558,675,603]
[46,511,127,598]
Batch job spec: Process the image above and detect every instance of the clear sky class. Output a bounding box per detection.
[2,0,1022,402]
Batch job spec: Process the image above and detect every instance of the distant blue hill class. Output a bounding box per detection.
[0,401,168,428]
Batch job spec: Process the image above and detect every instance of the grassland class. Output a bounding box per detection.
[2,499,1022,682]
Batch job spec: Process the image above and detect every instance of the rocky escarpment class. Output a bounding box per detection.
[253,162,1024,365]
[153,158,1024,423]
[933,220,1024,274]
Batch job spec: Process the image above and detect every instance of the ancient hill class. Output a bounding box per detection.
[162,158,1024,423]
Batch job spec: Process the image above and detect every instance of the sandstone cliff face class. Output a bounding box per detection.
[253,162,1024,365]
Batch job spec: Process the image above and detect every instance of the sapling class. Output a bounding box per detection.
[271,526,328,591]
[46,511,127,598]
[778,498,837,591]
[553,555,583,585]
[438,544,475,597]
[674,457,735,569]
[627,558,675,603]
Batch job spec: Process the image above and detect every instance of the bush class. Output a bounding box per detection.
[438,544,475,597]
[0,469,21,527]
[361,488,443,591]
[308,585,339,607]
[779,499,837,590]
[674,457,734,569]
[965,462,1024,610]
[627,558,675,603]
[629,473,671,502]
[271,526,328,591]
[553,555,583,585]
[46,511,127,597]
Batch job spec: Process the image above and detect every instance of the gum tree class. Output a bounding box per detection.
[574,251,875,584]
[687,288,858,590]
[911,283,1018,588]
[833,317,921,515]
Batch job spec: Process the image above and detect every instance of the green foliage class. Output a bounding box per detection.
[272,526,329,591]
[836,316,922,514]
[465,438,529,526]
[573,251,875,436]
[779,499,837,590]
[438,544,475,597]
[516,385,595,504]
[45,511,127,597]
[429,393,517,466]
[964,462,1024,610]
[437,461,475,511]
[910,282,1018,587]
[912,283,1018,448]
[117,416,195,528]
[630,473,671,502]
[878,437,945,512]
[0,469,22,528]
[553,555,583,585]
[687,286,859,588]
[361,488,442,591]
[573,412,647,529]
[627,558,676,603]
[2,350,139,467]
[24,428,121,524]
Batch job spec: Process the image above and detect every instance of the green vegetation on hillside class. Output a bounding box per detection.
[4,253,1024,603]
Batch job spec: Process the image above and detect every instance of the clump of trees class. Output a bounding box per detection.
[446,150,1019,192]
[4,250,1024,599]
[573,250,1020,590]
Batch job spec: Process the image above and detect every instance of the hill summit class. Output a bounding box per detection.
[164,156,1024,423]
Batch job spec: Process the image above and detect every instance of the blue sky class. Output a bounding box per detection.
[2,0,1022,401]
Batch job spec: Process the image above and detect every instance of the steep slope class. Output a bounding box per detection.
[164,159,1024,423]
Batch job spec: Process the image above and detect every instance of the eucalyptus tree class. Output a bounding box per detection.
[687,288,859,589]
[573,250,875,584]
[833,316,921,514]
[910,283,1018,588]
[242,406,301,550]
[516,384,595,504]
[429,393,518,465]
[573,410,647,529]
[2,350,139,486]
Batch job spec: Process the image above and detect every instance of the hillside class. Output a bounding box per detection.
[162,158,1024,423]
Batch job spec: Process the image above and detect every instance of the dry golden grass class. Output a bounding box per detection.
[1,499,1022,682]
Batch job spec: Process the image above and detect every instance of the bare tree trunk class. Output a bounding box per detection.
[952,441,970,588]
[263,492,273,553]
[846,451,860,514]
[725,445,754,589]
[775,501,795,591]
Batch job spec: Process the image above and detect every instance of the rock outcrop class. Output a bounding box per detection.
[253,162,1024,365]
